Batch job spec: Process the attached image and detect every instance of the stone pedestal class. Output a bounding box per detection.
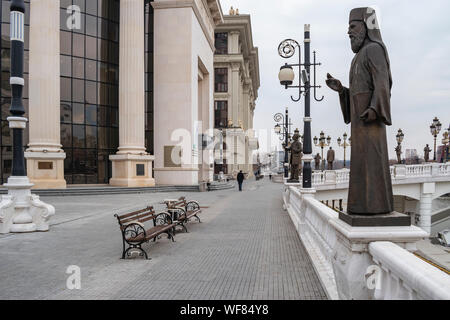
[0,176,55,234]
[109,154,155,187]
[330,218,427,300]
[339,211,411,227]
[25,152,66,189]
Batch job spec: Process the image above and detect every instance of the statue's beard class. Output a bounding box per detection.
[350,31,366,53]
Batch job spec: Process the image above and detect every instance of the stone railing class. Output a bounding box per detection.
[283,186,450,300]
[312,163,450,187]
[369,241,450,300]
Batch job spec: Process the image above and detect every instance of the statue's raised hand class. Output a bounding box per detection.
[326,73,343,93]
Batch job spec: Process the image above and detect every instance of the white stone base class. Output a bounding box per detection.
[0,176,55,234]
[25,151,66,189]
[330,218,427,300]
[109,154,155,187]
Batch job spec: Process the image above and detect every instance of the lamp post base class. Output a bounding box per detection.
[0,176,55,234]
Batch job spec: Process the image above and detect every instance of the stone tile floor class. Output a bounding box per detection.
[0,179,327,300]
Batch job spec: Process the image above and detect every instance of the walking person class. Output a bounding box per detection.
[237,170,245,191]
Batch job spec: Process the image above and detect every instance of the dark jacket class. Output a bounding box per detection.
[237,172,245,183]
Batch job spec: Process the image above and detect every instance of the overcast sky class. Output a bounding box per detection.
[220,0,450,160]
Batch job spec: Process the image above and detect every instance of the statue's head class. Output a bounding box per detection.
[348,7,383,53]
[292,133,300,141]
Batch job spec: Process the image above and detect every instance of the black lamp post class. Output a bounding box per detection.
[9,0,26,177]
[337,132,351,168]
[313,131,331,170]
[395,129,404,164]
[430,117,442,162]
[277,24,323,188]
[274,107,293,178]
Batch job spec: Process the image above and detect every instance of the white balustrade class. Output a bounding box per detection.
[283,186,448,300]
[369,241,450,300]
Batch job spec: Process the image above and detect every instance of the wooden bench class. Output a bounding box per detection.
[164,197,202,232]
[114,206,175,260]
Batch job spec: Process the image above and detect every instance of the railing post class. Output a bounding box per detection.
[393,164,406,180]
[417,182,435,235]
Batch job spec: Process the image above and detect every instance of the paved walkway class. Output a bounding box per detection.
[0,180,326,300]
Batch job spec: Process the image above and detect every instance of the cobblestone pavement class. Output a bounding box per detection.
[0,179,327,300]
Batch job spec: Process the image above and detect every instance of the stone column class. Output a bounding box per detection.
[109,0,155,187]
[418,182,435,235]
[25,0,66,189]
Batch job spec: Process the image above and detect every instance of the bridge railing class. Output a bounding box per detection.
[311,163,450,187]
[283,186,450,300]
[369,241,450,300]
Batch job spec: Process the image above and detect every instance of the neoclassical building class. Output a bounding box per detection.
[213,9,260,178]
[0,0,225,188]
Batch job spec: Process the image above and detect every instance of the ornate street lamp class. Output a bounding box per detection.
[337,132,351,168]
[314,131,331,170]
[0,0,54,234]
[395,128,404,164]
[277,24,324,188]
[274,107,293,178]
[430,116,442,161]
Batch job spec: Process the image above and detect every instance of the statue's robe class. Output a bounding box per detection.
[339,41,393,214]
[290,141,303,180]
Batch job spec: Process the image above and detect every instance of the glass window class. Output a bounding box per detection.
[215,33,228,54]
[86,0,98,16]
[60,31,72,55]
[98,106,109,127]
[72,57,84,79]
[215,68,228,92]
[72,79,84,103]
[61,56,72,77]
[73,33,85,57]
[85,81,96,104]
[85,36,97,60]
[61,124,72,148]
[60,103,72,123]
[86,125,97,148]
[61,77,71,101]
[86,105,97,125]
[214,101,228,128]
[73,125,85,148]
[98,126,109,149]
[86,14,97,37]
[72,103,84,124]
[85,59,96,81]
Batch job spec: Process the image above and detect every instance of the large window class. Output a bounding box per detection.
[215,32,228,55]
[59,0,120,184]
[0,0,124,184]
[214,101,228,128]
[214,68,228,92]
[145,1,154,155]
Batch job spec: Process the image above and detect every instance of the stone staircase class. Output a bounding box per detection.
[0,185,200,197]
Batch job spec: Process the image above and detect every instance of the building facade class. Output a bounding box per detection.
[213,9,259,179]
[0,0,224,188]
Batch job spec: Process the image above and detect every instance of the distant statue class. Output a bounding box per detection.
[326,7,394,214]
[229,6,235,15]
[395,144,402,164]
[287,130,303,182]
[314,153,321,170]
[424,144,431,162]
[236,8,240,15]
[327,147,335,170]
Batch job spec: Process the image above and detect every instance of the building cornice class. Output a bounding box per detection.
[215,14,260,100]
[152,0,224,52]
